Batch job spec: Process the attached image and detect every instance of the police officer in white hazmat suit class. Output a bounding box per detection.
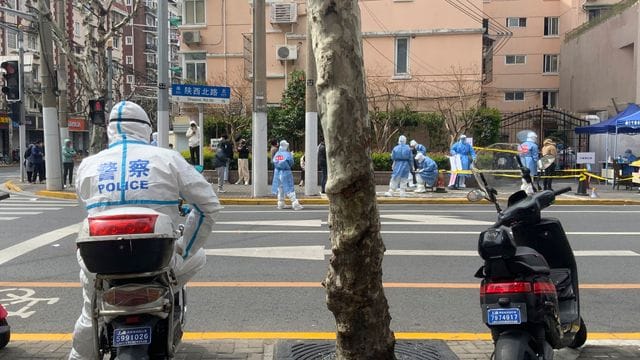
[69,101,222,359]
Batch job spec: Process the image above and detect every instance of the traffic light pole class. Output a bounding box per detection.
[18,32,26,183]
[39,0,63,190]
[157,0,169,148]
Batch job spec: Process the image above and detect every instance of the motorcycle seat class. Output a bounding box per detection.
[549,268,576,300]
[509,246,551,275]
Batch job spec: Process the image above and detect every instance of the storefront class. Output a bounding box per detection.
[68,117,90,157]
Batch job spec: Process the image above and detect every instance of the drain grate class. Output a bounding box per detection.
[276,340,459,360]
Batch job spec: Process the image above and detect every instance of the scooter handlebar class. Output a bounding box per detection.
[554,187,571,197]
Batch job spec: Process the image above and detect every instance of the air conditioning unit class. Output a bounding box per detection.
[276,45,297,61]
[182,30,201,44]
[270,3,297,24]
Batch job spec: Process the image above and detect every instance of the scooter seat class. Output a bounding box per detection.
[510,246,551,275]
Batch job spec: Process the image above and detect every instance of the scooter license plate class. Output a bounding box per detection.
[487,308,522,325]
[112,327,152,347]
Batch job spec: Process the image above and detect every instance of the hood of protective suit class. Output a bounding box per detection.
[415,152,425,162]
[410,140,417,147]
[64,138,72,145]
[279,140,289,151]
[152,132,158,141]
[107,101,152,145]
[526,132,538,143]
[398,135,407,145]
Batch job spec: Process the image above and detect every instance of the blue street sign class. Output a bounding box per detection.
[171,84,231,104]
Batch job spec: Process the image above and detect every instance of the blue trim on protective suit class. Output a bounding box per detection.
[109,140,150,148]
[116,102,128,202]
[85,199,181,210]
[183,203,203,259]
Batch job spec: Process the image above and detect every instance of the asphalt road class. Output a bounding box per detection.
[0,189,639,337]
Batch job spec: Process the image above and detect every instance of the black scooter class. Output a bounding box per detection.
[467,161,587,360]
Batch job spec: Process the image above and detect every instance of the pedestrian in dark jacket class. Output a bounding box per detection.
[29,141,45,183]
[318,140,327,193]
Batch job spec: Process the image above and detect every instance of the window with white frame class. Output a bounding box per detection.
[543,54,559,73]
[125,0,132,5]
[112,37,120,49]
[544,17,559,36]
[6,30,17,50]
[126,56,133,65]
[506,17,526,28]
[184,0,205,25]
[74,21,81,36]
[395,37,409,76]
[542,91,558,108]
[505,91,525,101]
[146,54,156,64]
[184,52,206,83]
[27,34,38,51]
[505,55,526,65]
[126,75,135,84]
[125,36,133,45]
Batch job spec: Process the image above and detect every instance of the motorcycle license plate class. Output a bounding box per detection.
[487,308,522,325]
[112,327,152,347]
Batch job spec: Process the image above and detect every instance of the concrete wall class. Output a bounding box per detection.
[559,4,639,115]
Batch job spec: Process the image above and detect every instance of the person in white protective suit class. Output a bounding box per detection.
[272,140,303,210]
[69,101,222,360]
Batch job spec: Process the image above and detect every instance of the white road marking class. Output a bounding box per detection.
[217,220,323,227]
[379,214,492,225]
[0,212,42,215]
[0,223,81,265]
[211,229,640,236]
[0,203,73,207]
[0,207,63,211]
[205,246,639,261]
[0,217,18,220]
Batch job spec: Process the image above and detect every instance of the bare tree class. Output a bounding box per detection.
[366,72,409,152]
[208,67,253,146]
[421,66,483,145]
[308,1,396,359]
[48,0,141,153]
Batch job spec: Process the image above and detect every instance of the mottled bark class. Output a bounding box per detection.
[308,1,395,359]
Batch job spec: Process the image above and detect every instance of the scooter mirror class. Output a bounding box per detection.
[467,189,486,202]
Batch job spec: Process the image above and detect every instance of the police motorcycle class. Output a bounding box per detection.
[467,157,587,360]
[76,202,191,359]
[0,191,10,349]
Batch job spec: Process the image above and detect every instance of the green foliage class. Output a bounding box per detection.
[270,70,306,150]
[423,112,449,152]
[470,107,502,147]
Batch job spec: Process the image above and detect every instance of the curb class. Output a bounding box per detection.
[3,180,22,192]
[34,190,78,200]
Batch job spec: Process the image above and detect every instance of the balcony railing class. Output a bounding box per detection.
[145,43,157,51]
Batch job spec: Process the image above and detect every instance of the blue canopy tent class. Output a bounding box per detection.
[574,104,640,172]
[574,103,640,134]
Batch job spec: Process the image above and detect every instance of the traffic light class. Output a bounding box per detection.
[88,98,106,125]
[1,60,20,101]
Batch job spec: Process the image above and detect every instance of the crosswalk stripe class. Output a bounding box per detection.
[0,217,18,220]
[0,212,42,215]
[0,207,62,211]
[1,203,75,207]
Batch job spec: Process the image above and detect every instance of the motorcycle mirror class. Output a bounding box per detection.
[467,189,486,202]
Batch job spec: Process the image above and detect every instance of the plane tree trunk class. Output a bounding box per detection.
[307,1,396,359]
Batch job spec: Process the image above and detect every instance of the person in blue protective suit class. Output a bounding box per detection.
[272,140,303,210]
[414,152,438,193]
[450,134,476,189]
[518,131,540,187]
[69,101,223,360]
[621,149,637,177]
[385,135,413,197]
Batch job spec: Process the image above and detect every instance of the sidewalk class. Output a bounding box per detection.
[3,175,640,205]
[0,339,638,359]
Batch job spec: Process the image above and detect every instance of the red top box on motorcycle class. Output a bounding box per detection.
[77,208,176,274]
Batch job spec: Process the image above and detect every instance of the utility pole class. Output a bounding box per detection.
[252,0,268,197]
[40,0,63,190]
[18,31,26,182]
[157,0,169,148]
[57,0,68,143]
[106,39,113,111]
[304,28,318,196]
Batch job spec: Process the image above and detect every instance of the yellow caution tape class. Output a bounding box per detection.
[473,146,520,155]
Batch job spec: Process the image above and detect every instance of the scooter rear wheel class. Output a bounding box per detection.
[494,331,540,360]
[0,319,10,349]
[569,317,587,349]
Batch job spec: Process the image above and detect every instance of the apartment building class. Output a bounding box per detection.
[178,0,484,117]
[482,0,619,114]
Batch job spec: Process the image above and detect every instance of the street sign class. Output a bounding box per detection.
[171,84,231,104]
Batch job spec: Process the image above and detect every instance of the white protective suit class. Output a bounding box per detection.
[69,101,222,360]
